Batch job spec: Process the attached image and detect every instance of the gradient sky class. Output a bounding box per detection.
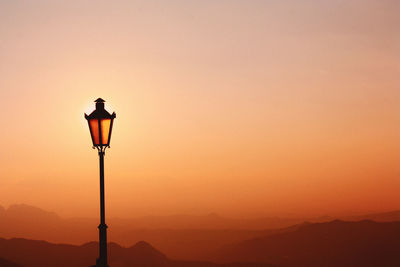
[0,0,399,218]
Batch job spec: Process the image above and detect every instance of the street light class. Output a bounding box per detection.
[85,98,116,267]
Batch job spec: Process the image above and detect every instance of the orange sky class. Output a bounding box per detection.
[0,0,399,218]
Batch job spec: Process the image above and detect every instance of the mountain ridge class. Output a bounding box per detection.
[0,237,275,267]
[2,203,400,261]
[214,220,400,266]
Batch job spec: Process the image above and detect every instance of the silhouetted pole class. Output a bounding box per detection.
[97,150,109,267]
[85,98,116,267]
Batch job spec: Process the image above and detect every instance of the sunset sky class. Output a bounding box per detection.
[0,0,399,218]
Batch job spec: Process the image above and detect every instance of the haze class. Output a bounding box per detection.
[0,0,399,219]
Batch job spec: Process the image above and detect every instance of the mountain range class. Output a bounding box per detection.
[1,204,400,263]
[2,220,400,266]
[214,220,400,266]
[0,238,275,267]
[0,257,22,267]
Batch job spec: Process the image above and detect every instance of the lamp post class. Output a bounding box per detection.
[85,98,116,267]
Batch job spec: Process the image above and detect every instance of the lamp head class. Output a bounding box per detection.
[85,98,116,149]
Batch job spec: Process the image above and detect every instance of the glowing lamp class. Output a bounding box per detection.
[84,97,116,267]
[85,98,116,148]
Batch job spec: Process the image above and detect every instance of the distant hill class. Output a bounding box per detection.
[0,258,23,267]
[2,204,400,262]
[0,204,309,260]
[214,220,400,266]
[0,238,275,267]
[345,210,400,222]
[0,238,166,267]
[0,204,309,234]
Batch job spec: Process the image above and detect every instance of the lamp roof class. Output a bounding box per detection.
[85,98,116,120]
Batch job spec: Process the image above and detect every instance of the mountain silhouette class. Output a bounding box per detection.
[4,205,59,221]
[0,204,273,260]
[345,210,400,222]
[0,238,166,267]
[0,238,275,267]
[214,220,400,266]
[3,203,400,263]
[0,258,22,267]
[0,204,302,260]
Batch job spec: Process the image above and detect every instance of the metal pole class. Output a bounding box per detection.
[97,150,109,267]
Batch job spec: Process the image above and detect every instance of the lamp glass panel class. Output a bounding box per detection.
[89,119,100,145]
[101,119,112,145]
